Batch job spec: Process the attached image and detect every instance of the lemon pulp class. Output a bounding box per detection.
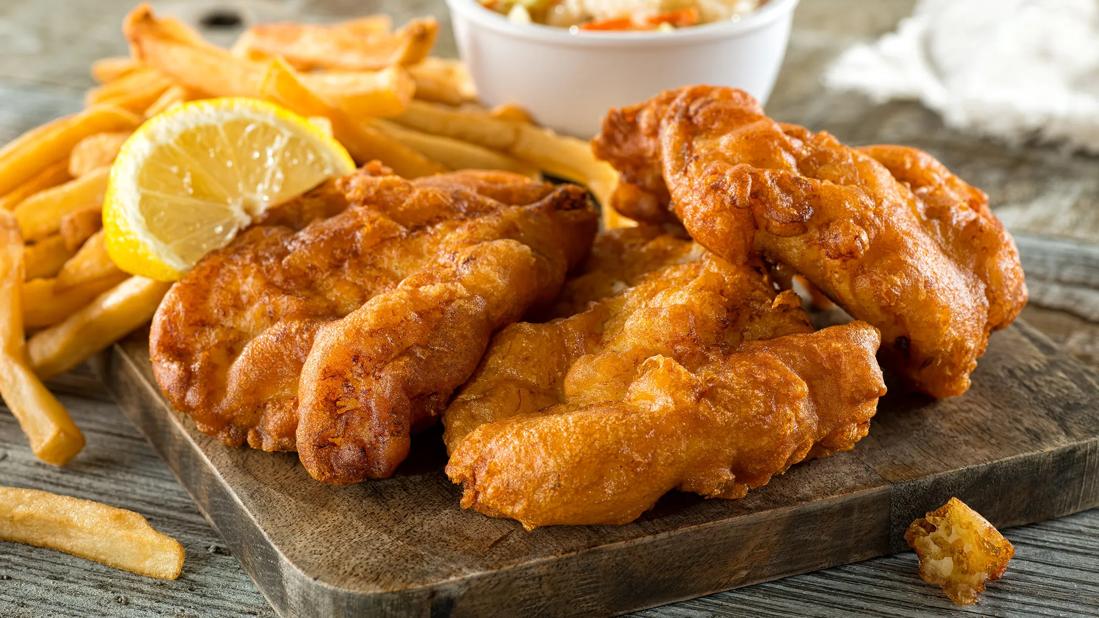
[104,98,355,280]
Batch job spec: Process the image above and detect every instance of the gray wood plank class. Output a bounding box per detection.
[0,394,273,618]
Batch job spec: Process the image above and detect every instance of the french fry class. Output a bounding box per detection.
[0,213,84,465]
[408,57,477,105]
[0,160,70,211]
[13,167,108,242]
[22,270,128,329]
[231,13,394,61]
[375,120,538,176]
[231,15,395,62]
[0,486,184,579]
[393,101,618,204]
[30,277,169,380]
[305,67,415,118]
[59,209,103,251]
[490,102,534,124]
[510,123,618,207]
[124,6,264,97]
[337,14,394,36]
[0,106,138,198]
[260,58,445,177]
[23,236,73,280]
[90,56,141,83]
[68,132,130,178]
[127,7,417,118]
[394,101,515,149]
[129,8,440,176]
[143,85,192,118]
[234,17,437,71]
[55,231,118,291]
[85,67,173,114]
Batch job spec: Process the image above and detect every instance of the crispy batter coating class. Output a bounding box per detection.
[150,166,597,482]
[593,86,1027,397]
[906,497,1014,605]
[444,227,886,528]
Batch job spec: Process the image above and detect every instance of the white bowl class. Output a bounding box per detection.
[445,0,799,137]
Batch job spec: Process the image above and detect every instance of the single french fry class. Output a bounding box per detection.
[510,123,618,206]
[490,102,534,124]
[233,14,396,61]
[55,231,116,291]
[0,106,139,198]
[235,17,437,71]
[22,270,127,329]
[14,167,108,241]
[393,101,618,203]
[0,160,70,211]
[68,132,130,178]
[0,486,184,579]
[143,85,193,118]
[305,67,415,118]
[23,236,73,280]
[91,56,142,83]
[86,66,158,103]
[375,120,540,176]
[394,100,516,149]
[260,58,445,177]
[85,67,173,114]
[59,209,103,251]
[408,57,477,105]
[30,277,169,380]
[338,14,394,35]
[0,213,84,465]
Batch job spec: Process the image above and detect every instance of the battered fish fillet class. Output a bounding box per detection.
[444,227,886,528]
[593,86,1027,398]
[150,165,597,483]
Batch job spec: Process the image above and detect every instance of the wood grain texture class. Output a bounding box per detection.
[0,394,271,618]
[2,0,1099,616]
[90,322,1099,616]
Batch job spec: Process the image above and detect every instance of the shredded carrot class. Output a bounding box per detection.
[580,17,637,31]
[646,8,700,27]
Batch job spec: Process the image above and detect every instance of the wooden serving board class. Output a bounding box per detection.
[94,322,1099,617]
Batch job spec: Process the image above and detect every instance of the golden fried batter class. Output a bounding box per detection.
[444,227,886,528]
[593,86,1027,397]
[906,497,1014,605]
[150,166,597,482]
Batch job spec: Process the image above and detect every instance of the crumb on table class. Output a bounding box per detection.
[905,497,1014,605]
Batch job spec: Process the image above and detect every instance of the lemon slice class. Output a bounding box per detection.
[104,98,355,281]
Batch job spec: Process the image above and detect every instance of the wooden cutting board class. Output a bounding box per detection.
[94,322,1099,617]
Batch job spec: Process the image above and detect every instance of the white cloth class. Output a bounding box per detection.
[825,0,1099,154]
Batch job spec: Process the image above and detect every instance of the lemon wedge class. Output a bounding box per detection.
[104,98,355,281]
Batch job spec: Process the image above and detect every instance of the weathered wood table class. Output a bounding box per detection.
[2,0,1097,616]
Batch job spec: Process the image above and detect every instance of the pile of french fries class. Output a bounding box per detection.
[0,3,621,579]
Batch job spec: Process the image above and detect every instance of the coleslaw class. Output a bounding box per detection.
[479,0,765,31]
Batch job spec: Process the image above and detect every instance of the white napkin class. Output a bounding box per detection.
[825,0,1099,154]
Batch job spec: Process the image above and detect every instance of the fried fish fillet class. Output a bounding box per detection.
[444,226,886,528]
[150,165,597,482]
[593,86,1027,398]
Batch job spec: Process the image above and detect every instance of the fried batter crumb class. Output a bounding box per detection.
[905,497,1014,605]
